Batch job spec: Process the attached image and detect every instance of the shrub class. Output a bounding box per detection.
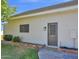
[12,36,21,42]
[3,35,13,41]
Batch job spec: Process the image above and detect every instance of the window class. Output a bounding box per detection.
[20,24,29,32]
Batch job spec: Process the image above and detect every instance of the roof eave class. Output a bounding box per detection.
[11,5,78,20]
[12,0,78,17]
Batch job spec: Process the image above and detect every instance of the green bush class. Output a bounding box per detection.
[12,36,21,42]
[3,35,13,41]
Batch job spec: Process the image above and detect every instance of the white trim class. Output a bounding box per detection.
[12,5,78,20]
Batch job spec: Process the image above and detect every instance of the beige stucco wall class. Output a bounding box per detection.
[4,9,78,48]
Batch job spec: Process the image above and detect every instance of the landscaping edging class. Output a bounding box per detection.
[58,48,78,54]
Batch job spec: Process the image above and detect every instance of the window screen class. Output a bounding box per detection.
[20,24,29,32]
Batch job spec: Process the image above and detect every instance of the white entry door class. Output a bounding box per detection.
[48,23,58,47]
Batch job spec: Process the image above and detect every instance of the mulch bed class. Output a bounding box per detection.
[58,48,78,54]
[1,40,45,51]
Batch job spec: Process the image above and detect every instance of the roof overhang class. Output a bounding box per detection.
[12,5,78,20]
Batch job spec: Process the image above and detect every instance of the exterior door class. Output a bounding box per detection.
[48,23,58,46]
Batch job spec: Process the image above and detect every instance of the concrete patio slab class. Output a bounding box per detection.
[38,48,78,59]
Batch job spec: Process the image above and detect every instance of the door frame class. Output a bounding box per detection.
[47,22,58,48]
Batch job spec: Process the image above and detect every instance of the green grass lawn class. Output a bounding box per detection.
[1,44,39,59]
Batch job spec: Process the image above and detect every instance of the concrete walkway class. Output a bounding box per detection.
[38,48,78,59]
